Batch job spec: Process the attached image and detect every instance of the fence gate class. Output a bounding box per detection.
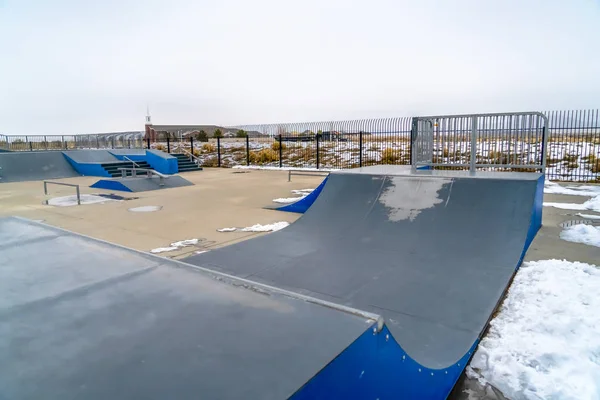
[411,112,549,174]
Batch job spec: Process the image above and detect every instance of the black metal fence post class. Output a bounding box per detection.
[278,134,283,168]
[147,138,151,149]
[29,142,33,151]
[359,131,363,167]
[62,135,65,150]
[111,137,115,149]
[316,133,320,169]
[217,137,221,167]
[246,135,250,166]
[190,137,194,161]
[166,137,170,153]
[44,136,48,150]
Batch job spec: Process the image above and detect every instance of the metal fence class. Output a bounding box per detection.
[2,109,599,182]
[0,132,144,152]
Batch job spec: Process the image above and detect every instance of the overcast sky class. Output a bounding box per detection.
[1,0,599,135]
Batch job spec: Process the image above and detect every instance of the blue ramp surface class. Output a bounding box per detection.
[185,165,544,398]
[0,217,377,400]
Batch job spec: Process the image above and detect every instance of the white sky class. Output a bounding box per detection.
[1,0,599,135]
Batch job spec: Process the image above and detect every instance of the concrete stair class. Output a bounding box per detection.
[174,153,203,172]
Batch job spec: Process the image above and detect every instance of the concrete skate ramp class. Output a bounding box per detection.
[90,175,193,192]
[0,151,79,183]
[62,150,118,163]
[0,217,377,400]
[186,166,543,392]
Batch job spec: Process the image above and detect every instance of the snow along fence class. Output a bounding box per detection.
[147,109,599,182]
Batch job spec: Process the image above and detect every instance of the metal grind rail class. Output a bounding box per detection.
[43,181,81,205]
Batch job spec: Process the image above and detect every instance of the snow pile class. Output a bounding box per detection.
[128,205,162,212]
[241,222,289,232]
[47,194,117,207]
[544,181,600,197]
[544,195,600,212]
[273,188,315,203]
[560,224,600,247]
[469,259,600,400]
[272,197,304,204]
[150,238,199,254]
[577,213,600,220]
[217,227,237,232]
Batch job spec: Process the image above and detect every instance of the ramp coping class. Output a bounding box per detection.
[12,216,383,329]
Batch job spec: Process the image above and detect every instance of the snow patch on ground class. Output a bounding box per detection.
[128,205,162,212]
[241,222,290,232]
[560,224,600,247]
[217,227,237,232]
[544,195,600,212]
[47,194,117,207]
[291,188,315,195]
[470,259,600,400]
[577,213,600,220]
[544,181,600,197]
[150,238,199,254]
[272,196,305,204]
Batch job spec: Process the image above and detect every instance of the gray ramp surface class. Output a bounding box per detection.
[62,150,118,163]
[121,175,193,191]
[186,166,542,369]
[0,217,373,400]
[0,152,79,182]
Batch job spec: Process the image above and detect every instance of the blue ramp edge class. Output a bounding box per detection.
[291,324,477,400]
[276,176,329,214]
[62,153,111,177]
[90,179,133,192]
[518,174,544,267]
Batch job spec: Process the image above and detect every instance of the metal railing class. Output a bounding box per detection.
[0,132,144,152]
[118,167,169,186]
[411,112,549,174]
[43,181,81,205]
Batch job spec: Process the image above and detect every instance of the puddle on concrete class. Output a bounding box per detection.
[232,171,250,174]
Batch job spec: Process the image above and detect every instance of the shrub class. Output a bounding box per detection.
[196,130,208,142]
[192,148,201,157]
[202,143,216,152]
[567,161,579,170]
[563,153,578,162]
[381,148,401,164]
[155,144,166,151]
[442,148,450,157]
[590,159,600,173]
[271,141,286,151]
[249,148,278,164]
[202,156,219,167]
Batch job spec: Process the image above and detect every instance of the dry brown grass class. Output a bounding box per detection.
[155,144,166,151]
[567,161,579,170]
[271,141,287,151]
[201,156,218,167]
[590,159,600,173]
[562,153,578,162]
[381,148,401,164]
[250,148,278,164]
[202,143,216,152]
[192,148,201,157]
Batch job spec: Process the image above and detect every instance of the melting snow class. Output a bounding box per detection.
[150,238,199,254]
[272,197,305,204]
[128,205,162,212]
[577,213,600,220]
[240,222,289,232]
[469,259,600,400]
[544,195,600,212]
[47,194,117,207]
[217,227,237,232]
[560,224,600,247]
[544,181,600,197]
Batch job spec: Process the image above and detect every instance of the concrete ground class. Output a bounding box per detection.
[0,168,324,259]
[2,169,598,400]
